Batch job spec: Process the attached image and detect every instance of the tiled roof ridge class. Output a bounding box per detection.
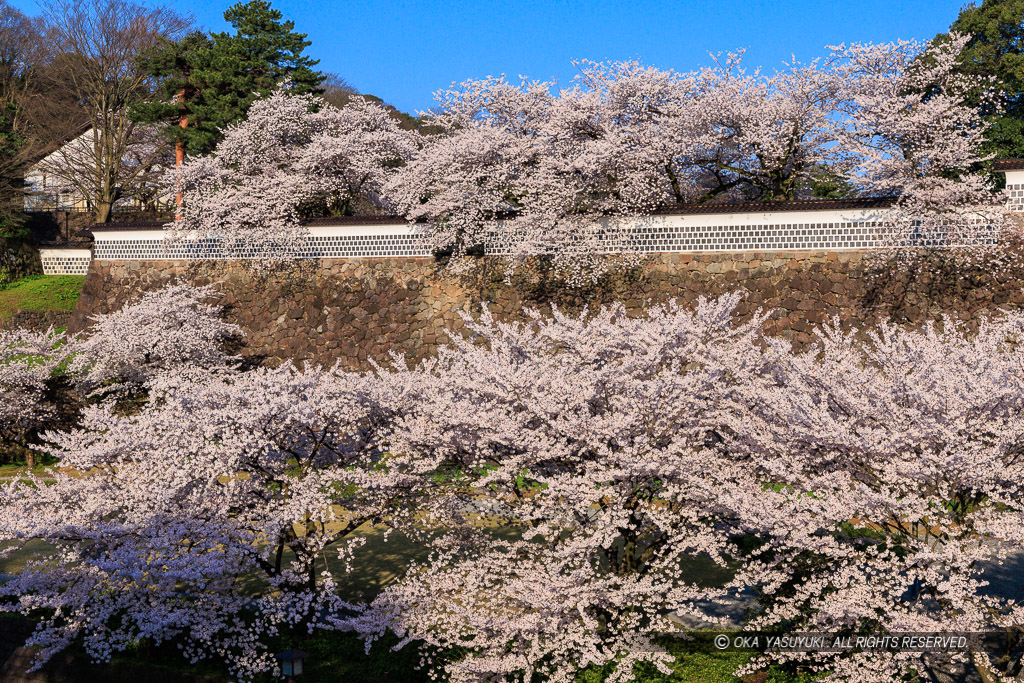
[89,197,896,232]
[992,159,1024,170]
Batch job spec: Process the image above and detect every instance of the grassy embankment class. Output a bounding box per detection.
[0,274,85,320]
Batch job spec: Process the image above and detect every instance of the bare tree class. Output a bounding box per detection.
[0,2,47,131]
[320,72,358,109]
[0,2,45,229]
[35,0,190,223]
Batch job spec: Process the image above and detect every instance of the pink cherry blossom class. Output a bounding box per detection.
[355,295,1024,683]
[67,282,243,396]
[2,291,1023,682]
[174,89,418,262]
[0,328,67,434]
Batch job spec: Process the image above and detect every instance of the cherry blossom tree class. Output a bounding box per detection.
[168,35,1005,282]
[686,53,847,202]
[355,295,780,682]
[731,313,1024,682]
[0,361,431,680]
[2,290,1024,682]
[0,327,67,439]
[387,62,718,284]
[67,282,242,396]
[385,69,637,285]
[831,32,1008,256]
[1,282,240,464]
[353,296,1024,683]
[388,36,1003,284]
[173,89,418,261]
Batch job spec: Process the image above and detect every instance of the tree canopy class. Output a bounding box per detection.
[937,0,1024,158]
[0,101,24,237]
[2,285,1024,682]
[132,0,323,156]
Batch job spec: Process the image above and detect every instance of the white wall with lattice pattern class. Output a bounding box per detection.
[39,248,92,275]
[91,206,900,261]
[77,180,1023,265]
[1004,169,1024,213]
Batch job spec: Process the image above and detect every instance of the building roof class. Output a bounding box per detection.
[89,214,413,232]
[89,221,166,231]
[37,240,93,248]
[993,159,1024,171]
[90,197,896,234]
[24,124,93,168]
[649,196,893,215]
[302,215,411,226]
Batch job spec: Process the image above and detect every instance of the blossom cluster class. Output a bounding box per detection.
[177,33,1009,285]
[68,283,243,396]
[0,283,239,451]
[1,285,1022,682]
[174,91,417,261]
[0,328,68,434]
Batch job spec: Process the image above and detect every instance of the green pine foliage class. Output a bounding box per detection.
[201,0,323,146]
[131,0,323,156]
[130,32,216,155]
[938,0,1024,159]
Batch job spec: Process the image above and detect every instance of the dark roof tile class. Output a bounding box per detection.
[650,196,893,215]
[37,240,93,248]
[993,159,1024,171]
[89,198,896,235]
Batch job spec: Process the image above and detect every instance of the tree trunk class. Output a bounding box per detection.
[174,89,188,218]
[95,200,113,224]
[174,138,185,218]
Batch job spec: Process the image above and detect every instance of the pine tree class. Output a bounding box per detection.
[132,0,323,159]
[131,32,213,162]
[197,0,323,152]
[937,0,1024,159]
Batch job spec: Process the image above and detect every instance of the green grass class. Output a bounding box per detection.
[0,464,56,492]
[0,274,85,318]
[576,634,819,683]
[0,463,52,478]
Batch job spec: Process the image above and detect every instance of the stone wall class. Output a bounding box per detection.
[0,310,73,332]
[69,249,1024,369]
[0,239,42,286]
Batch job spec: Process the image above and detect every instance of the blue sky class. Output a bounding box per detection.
[12,0,969,114]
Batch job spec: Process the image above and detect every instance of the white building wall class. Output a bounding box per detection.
[91,206,896,261]
[24,127,174,212]
[39,248,92,275]
[1004,169,1024,212]
[24,130,94,211]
